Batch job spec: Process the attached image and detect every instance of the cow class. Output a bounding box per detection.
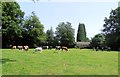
[9,45,16,49]
[61,46,68,51]
[23,45,29,51]
[33,47,43,53]
[17,46,23,50]
[12,46,17,49]
[42,46,49,49]
[56,46,61,51]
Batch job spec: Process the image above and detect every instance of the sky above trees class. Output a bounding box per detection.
[18,1,118,40]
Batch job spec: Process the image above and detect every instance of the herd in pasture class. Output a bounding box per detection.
[9,45,114,53]
[10,45,68,53]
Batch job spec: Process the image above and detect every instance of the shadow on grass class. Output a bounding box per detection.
[0,58,16,64]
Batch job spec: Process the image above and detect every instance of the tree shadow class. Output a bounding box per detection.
[0,58,16,64]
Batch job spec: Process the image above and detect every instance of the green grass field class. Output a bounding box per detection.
[1,49,119,75]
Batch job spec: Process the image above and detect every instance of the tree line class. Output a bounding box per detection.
[91,6,120,50]
[2,2,76,48]
[1,2,120,50]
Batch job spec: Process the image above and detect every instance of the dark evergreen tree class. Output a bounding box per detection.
[77,23,87,42]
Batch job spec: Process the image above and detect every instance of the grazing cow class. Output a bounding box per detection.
[17,46,23,50]
[9,45,16,49]
[56,46,61,51]
[42,46,49,49]
[12,46,17,49]
[23,45,29,51]
[61,46,68,51]
[33,47,43,53]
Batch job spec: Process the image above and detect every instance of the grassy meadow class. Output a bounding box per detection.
[1,49,119,75]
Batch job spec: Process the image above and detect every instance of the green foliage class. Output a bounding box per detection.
[91,33,105,47]
[2,2,46,48]
[46,27,54,46]
[23,12,46,47]
[2,49,118,75]
[86,37,90,42]
[77,23,87,42]
[2,2,24,47]
[103,7,120,50]
[55,22,75,47]
[0,2,1,37]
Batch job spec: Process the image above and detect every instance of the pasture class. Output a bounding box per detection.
[1,49,119,75]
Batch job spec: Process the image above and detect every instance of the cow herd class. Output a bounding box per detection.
[10,45,68,53]
[10,45,29,51]
[92,46,111,51]
[56,46,68,51]
[33,46,68,53]
[10,45,114,53]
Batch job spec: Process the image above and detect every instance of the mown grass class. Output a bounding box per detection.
[1,49,119,75]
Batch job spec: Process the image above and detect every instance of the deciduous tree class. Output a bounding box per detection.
[46,27,54,46]
[55,22,75,47]
[2,2,24,47]
[23,12,46,47]
[103,7,120,50]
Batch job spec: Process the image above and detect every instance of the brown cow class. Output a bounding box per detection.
[61,46,68,51]
[23,45,29,51]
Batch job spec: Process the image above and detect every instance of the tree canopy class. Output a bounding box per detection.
[2,2,46,48]
[46,27,54,46]
[102,6,120,50]
[91,33,105,47]
[23,12,46,47]
[2,2,24,47]
[55,22,75,47]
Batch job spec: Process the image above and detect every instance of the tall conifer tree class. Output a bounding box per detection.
[77,23,87,42]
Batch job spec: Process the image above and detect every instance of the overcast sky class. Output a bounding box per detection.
[18,0,119,40]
